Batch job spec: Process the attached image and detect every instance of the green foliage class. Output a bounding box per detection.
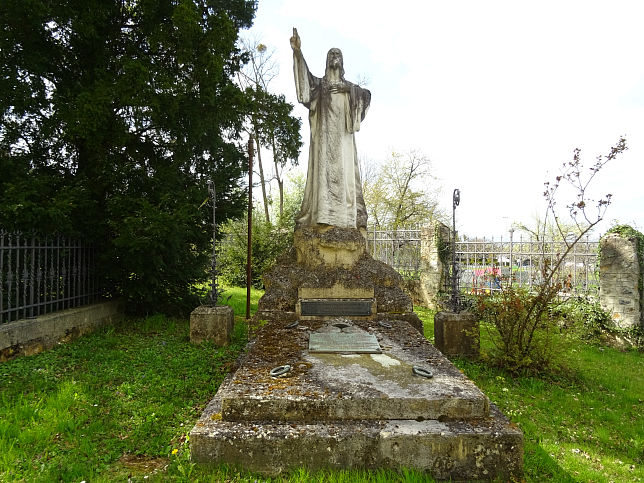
[0,0,257,315]
[1,298,642,481]
[247,87,302,168]
[0,313,250,481]
[217,213,292,288]
[553,297,614,341]
[473,138,628,373]
[474,286,570,373]
[237,37,303,223]
[277,171,306,228]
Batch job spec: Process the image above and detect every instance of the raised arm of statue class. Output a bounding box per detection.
[291,27,318,107]
[290,27,301,51]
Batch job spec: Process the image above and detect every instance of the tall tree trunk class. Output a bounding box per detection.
[252,130,270,223]
[272,143,284,221]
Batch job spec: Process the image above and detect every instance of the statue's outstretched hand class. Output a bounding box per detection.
[290,27,301,51]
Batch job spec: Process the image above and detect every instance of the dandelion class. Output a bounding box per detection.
[172,449,179,455]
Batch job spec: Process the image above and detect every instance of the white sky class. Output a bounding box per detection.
[244,0,644,238]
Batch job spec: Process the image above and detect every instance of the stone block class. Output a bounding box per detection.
[190,305,234,346]
[294,225,366,269]
[191,398,523,480]
[434,311,480,358]
[216,319,489,422]
[299,284,374,300]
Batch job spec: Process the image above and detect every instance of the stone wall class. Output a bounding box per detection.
[599,233,643,330]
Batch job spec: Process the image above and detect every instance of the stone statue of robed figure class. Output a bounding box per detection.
[290,28,371,229]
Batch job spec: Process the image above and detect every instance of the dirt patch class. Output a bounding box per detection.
[117,453,168,476]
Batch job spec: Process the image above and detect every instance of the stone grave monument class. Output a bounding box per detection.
[190,28,523,480]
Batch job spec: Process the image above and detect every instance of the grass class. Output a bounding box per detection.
[1,288,642,481]
[421,309,643,482]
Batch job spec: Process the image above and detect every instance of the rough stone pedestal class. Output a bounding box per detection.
[255,226,422,332]
[190,305,234,346]
[434,311,479,358]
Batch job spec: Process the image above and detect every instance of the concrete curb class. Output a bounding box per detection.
[1,301,121,361]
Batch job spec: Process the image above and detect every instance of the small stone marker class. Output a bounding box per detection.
[434,311,479,358]
[190,305,234,346]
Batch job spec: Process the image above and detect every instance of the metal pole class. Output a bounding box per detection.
[207,179,219,305]
[246,137,254,320]
[509,228,514,285]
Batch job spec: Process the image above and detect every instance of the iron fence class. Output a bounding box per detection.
[366,226,600,297]
[453,234,599,297]
[366,227,421,279]
[1,231,100,324]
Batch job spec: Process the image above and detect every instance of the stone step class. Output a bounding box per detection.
[190,393,523,480]
[216,319,490,422]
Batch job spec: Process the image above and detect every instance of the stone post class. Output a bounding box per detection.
[190,305,234,346]
[434,311,479,358]
[420,222,450,309]
[599,232,643,330]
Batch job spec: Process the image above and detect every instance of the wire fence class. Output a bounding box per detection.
[1,231,101,324]
[366,227,421,279]
[454,234,599,297]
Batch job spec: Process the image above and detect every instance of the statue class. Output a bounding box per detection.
[290,28,371,229]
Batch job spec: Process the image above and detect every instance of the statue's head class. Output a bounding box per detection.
[325,48,344,78]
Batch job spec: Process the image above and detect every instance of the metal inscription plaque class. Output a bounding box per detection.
[309,332,381,353]
[300,299,373,317]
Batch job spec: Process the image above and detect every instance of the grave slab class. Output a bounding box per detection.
[191,372,523,480]
[216,319,490,423]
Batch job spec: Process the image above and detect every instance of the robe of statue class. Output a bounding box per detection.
[293,48,371,229]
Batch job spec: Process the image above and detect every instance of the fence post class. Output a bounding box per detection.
[599,232,643,330]
[420,222,450,309]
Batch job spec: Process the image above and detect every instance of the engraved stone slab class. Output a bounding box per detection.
[300,299,373,317]
[309,331,381,353]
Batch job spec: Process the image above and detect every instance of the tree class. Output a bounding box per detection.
[511,212,590,241]
[237,36,302,222]
[0,0,257,314]
[218,172,304,288]
[363,150,444,229]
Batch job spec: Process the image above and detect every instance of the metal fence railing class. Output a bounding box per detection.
[366,227,421,279]
[366,226,600,298]
[1,231,100,324]
[453,234,599,297]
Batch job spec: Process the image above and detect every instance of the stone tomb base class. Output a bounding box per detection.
[190,317,523,480]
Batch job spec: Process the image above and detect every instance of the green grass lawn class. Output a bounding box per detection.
[1,289,642,481]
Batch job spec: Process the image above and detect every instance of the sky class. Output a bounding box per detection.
[242,0,644,238]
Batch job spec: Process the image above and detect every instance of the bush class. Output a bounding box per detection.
[475,286,569,373]
[217,214,292,289]
[554,297,613,340]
